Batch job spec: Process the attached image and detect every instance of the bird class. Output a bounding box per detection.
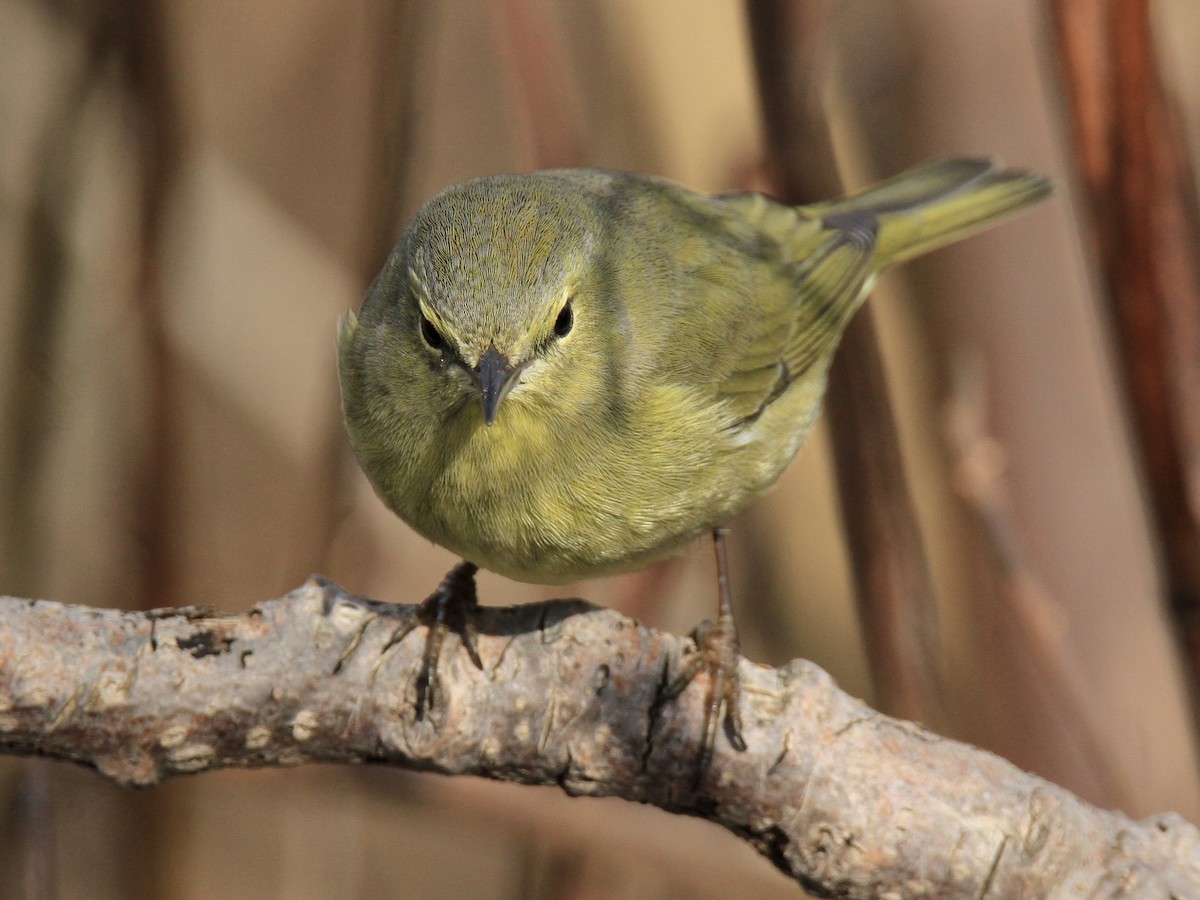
[337,158,1052,766]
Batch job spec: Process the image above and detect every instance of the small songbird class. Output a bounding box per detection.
[338,158,1051,761]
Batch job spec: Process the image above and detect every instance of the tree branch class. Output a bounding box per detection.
[1,580,1197,895]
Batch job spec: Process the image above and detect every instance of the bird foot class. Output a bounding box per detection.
[663,609,747,780]
[381,561,485,719]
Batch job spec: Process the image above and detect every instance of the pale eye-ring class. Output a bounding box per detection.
[553,300,574,338]
[420,314,446,351]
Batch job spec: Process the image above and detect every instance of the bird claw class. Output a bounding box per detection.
[381,561,484,719]
[663,612,747,781]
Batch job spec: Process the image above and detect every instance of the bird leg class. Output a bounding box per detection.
[381,560,485,719]
[663,528,747,777]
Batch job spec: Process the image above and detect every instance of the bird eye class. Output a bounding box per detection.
[420,314,446,351]
[553,300,574,338]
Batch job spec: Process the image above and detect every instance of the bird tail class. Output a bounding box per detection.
[806,158,1052,269]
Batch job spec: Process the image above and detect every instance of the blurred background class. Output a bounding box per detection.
[3,0,1200,897]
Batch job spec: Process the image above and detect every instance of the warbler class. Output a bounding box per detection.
[338,158,1051,759]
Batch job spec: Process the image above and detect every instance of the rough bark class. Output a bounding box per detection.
[1,580,1197,897]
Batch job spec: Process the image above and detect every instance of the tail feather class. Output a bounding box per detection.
[809,158,1052,267]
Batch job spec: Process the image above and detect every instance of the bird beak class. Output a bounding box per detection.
[472,345,522,426]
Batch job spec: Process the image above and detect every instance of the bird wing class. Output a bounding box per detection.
[627,159,1048,424]
[676,193,878,423]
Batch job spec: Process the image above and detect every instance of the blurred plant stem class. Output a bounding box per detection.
[2,1,182,896]
[316,1,432,579]
[360,0,431,274]
[744,0,944,728]
[1047,0,1200,699]
[1,1,116,602]
[493,0,584,170]
[119,0,181,617]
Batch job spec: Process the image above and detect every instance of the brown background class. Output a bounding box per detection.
[3,1,1200,897]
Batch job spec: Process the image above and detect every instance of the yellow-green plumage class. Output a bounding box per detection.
[339,159,1050,584]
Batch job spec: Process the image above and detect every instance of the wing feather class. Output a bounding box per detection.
[675,194,876,422]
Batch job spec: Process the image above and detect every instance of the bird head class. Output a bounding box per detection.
[397,173,604,427]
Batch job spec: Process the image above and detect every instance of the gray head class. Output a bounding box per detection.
[399,172,608,424]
